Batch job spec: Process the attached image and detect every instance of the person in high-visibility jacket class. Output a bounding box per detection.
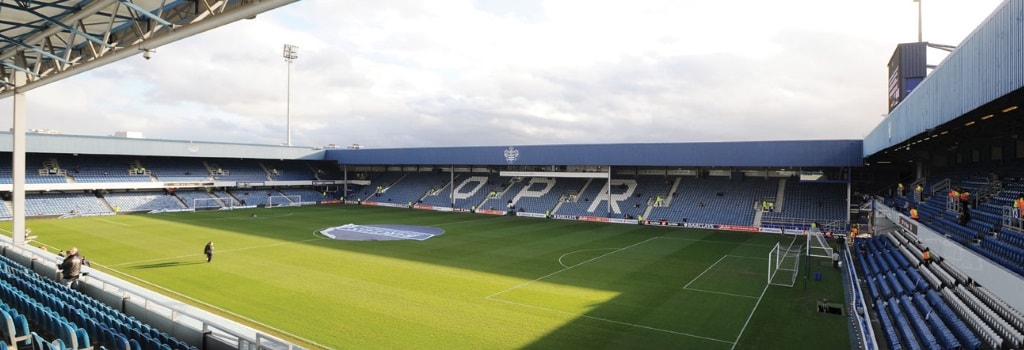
[922,248,931,264]
[910,207,919,220]
[1015,195,1024,219]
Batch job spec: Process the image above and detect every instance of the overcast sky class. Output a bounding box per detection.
[0,0,1008,148]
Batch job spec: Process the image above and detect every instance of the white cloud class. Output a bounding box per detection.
[0,0,1006,148]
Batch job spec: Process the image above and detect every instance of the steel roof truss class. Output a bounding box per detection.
[118,0,173,27]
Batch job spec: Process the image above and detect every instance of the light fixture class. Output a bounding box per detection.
[1002,106,1018,113]
[981,114,995,120]
[965,121,976,126]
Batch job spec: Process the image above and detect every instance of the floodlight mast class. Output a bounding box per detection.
[915,0,922,42]
[283,44,298,146]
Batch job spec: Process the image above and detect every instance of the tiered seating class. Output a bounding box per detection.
[419,174,504,209]
[0,254,196,350]
[517,178,585,214]
[206,159,269,182]
[24,193,111,216]
[0,202,11,219]
[174,190,220,208]
[762,181,846,223]
[556,177,672,219]
[229,190,280,207]
[374,173,450,206]
[478,178,532,211]
[142,158,210,182]
[54,154,150,183]
[103,192,185,212]
[0,155,69,184]
[350,173,403,201]
[856,234,1024,350]
[648,177,777,226]
[276,188,329,202]
[618,176,674,218]
[261,160,317,181]
[927,216,980,245]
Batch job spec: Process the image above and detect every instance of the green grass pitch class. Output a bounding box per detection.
[4,205,850,349]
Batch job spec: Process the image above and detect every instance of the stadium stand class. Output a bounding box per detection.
[647,177,778,226]
[24,192,111,217]
[102,191,185,212]
[139,157,211,182]
[419,174,504,209]
[510,177,587,214]
[261,160,318,181]
[277,188,330,203]
[52,154,152,183]
[854,233,1014,350]
[0,253,199,350]
[205,159,269,182]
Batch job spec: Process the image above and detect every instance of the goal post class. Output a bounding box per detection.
[806,230,835,259]
[769,238,802,287]
[768,242,780,285]
[192,197,241,211]
[267,195,304,208]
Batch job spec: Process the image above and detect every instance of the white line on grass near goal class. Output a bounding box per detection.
[731,282,771,350]
[489,297,736,346]
[93,218,133,226]
[487,236,739,345]
[679,288,761,298]
[654,236,779,248]
[485,237,658,299]
[683,255,728,290]
[682,255,767,297]
[557,248,619,268]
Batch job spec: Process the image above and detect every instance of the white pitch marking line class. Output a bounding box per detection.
[486,237,658,300]
[683,255,728,290]
[487,296,736,346]
[557,248,619,268]
[731,282,771,350]
[93,218,132,226]
[683,288,760,300]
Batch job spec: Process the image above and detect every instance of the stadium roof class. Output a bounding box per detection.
[0,0,297,98]
[326,140,865,168]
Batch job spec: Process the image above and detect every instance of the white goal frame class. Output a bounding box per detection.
[806,230,835,259]
[191,197,241,211]
[768,238,802,287]
[266,195,304,208]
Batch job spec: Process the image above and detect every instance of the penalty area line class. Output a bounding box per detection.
[557,248,620,268]
[486,237,658,300]
[730,282,771,350]
[486,296,735,346]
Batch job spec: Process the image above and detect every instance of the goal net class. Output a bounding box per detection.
[192,197,241,211]
[267,195,304,208]
[768,239,803,287]
[806,229,835,259]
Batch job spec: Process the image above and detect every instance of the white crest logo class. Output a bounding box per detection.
[503,146,520,163]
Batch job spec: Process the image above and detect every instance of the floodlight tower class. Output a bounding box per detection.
[914,0,922,42]
[283,44,299,146]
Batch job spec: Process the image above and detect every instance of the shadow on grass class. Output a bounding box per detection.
[129,261,206,269]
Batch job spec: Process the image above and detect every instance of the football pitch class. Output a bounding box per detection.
[4,205,850,349]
